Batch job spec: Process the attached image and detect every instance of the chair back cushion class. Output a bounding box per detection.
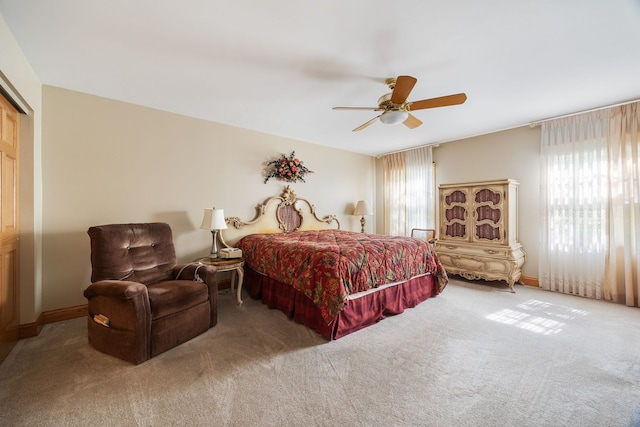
[88,223,177,285]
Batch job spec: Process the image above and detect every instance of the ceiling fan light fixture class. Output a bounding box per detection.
[333,75,467,132]
[379,110,409,125]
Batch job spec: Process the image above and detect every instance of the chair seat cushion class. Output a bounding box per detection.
[147,280,209,320]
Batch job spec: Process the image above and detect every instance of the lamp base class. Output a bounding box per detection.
[360,216,366,233]
[209,229,220,258]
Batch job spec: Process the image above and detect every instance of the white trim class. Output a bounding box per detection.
[0,71,30,113]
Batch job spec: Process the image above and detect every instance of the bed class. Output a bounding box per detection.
[220,186,448,340]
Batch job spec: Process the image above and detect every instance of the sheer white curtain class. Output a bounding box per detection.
[382,146,434,236]
[540,103,640,308]
[539,110,609,298]
[606,103,640,307]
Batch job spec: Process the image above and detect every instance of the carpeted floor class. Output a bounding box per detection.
[1,278,639,427]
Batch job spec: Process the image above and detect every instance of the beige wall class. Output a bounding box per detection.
[41,86,375,311]
[0,13,43,323]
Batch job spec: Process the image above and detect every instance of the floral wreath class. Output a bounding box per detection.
[263,151,313,184]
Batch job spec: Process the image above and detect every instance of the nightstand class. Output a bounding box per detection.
[195,257,245,305]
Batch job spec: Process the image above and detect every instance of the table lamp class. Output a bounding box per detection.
[200,207,228,258]
[353,200,373,233]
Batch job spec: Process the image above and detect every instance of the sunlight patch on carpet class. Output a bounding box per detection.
[485,299,589,335]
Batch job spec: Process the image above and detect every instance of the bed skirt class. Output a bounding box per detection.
[243,266,441,340]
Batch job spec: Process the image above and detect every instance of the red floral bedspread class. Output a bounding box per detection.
[237,229,448,323]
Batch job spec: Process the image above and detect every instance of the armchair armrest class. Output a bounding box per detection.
[83,280,152,364]
[83,281,151,327]
[84,280,148,300]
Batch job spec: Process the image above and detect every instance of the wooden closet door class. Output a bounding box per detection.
[0,93,20,363]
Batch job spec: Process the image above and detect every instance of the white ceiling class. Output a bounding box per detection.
[2,0,640,156]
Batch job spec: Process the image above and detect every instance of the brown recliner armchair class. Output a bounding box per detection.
[83,222,218,364]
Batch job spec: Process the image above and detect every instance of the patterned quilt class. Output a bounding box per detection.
[237,229,448,323]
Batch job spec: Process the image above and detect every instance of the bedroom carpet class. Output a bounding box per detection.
[1,278,639,427]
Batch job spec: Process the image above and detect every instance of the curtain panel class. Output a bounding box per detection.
[540,102,640,307]
[606,103,640,307]
[381,146,434,236]
[539,111,609,299]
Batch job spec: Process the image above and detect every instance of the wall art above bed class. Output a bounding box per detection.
[263,151,313,184]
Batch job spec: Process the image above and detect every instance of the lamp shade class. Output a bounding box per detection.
[353,200,373,216]
[200,208,228,230]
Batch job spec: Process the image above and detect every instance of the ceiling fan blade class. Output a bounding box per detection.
[390,75,417,104]
[353,115,381,132]
[333,106,382,111]
[407,93,467,111]
[403,114,423,129]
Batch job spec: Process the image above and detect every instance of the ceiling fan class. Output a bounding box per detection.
[333,75,467,132]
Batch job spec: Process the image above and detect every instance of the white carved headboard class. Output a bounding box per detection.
[220,186,341,247]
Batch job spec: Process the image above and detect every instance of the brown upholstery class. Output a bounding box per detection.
[83,223,218,364]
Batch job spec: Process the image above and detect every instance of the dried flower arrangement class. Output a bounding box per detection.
[263,151,313,183]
